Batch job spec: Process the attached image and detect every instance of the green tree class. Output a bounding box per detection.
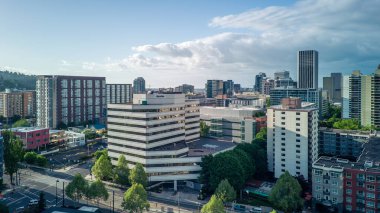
[12,119,30,128]
[209,152,245,191]
[93,149,108,160]
[24,152,38,164]
[121,183,150,213]
[36,155,48,167]
[256,127,267,140]
[269,171,303,213]
[236,142,267,178]
[66,174,89,203]
[87,180,109,204]
[200,121,210,137]
[201,195,225,213]
[199,155,214,193]
[114,155,130,186]
[129,163,148,187]
[214,179,236,203]
[3,131,23,184]
[83,129,97,140]
[92,154,113,180]
[333,119,360,130]
[38,191,46,211]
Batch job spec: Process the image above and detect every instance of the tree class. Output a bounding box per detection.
[38,191,46,211]
[121,183,150,213]
[36,155,48,167]
[83,129,97,140]
[87,180,109,204]
[24,152,38,164]
[256,127,267,140]
[199,155,214,193]
[214,179,236,203]
[3,131,23,184]
[269,171,303,213]
[66,174,89,203]
[92,154,113,180]
[114,155,130,186]
[129,163,148,187]
[333,119,360,130]
[93,149,108,160]
[209,152,245,191]
[200,121,210,137]
[236,142,267,178]
[227,149,254,180]
[201,195,225,213]
[12,119,30,127]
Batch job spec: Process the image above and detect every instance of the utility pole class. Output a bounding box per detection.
[62,182,65,207]
[112,191,115,213]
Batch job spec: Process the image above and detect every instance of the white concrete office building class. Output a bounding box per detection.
[107,93,236,186]
[267,97,318,180]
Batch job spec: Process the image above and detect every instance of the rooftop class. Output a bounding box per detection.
[10,127,48,132]
[319,127,374,137]
[314,137,380,172]
[187,137,236,157]
[269,102,316,111]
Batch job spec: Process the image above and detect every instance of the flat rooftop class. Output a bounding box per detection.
[269,102,316,111]
[319,127,374,136]
[187,137,236,157]
[314,137,380,172]
[10,127,48,132]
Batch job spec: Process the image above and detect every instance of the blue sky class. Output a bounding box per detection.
[1,0,379,88]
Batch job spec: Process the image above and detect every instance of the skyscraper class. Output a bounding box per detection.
[133,77,146,94]
[254,72,266,92]
[106,84,132,104]
[223,80,234,97]
[205,80,224,98]
[297,50,318,89]
[323,73,342,103]
[36,75,107,129]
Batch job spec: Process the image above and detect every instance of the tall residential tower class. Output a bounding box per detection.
[297,50,319,89]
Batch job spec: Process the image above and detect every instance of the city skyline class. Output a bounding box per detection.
[1,0,379,88]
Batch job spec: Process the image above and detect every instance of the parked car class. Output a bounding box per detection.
[28,199,38,206]
[233,204,246,212]
[250,207,262,213]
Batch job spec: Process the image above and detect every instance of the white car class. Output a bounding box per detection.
[28,199,38,206]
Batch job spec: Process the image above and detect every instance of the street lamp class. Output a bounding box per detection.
[56,179,59,206]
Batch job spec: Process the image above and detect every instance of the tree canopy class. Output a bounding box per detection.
[333,118,360,130]
[129,163,148,188]
[3,130,24,184]
[201,195,225,213]
[87,180,109,203]
[269,171,303,213]
[122,183,150,213]
[114,155,130,186]
[12,119,30,128]
[200,121,210,137]
[66,174,89,203]
[214,179,236,203]
[91,154,113,180]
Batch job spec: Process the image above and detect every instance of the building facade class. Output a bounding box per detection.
[267,98,318,180]
[0,135,3,181]
[223,80,234,97]
[319,127,371,159]
[174,84,194,94]
[200,106,266,143]
[106,84,132,104]
[107,93,202,183]
[269,87,323,116]
[261,78,274,95]
[206,80,224,98]
[254,72,266,92]
[133,77,146,94]
[323,73,342,103]
[36,75,107,129]
[297,50,318,89]
[11,127,50,150]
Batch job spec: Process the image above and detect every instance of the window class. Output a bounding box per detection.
[281,159,285,162]
[332,181,338,186]
[296,161,300,164]
[367,192,375,199]
[281,143,285,146]
[346,181,352,186]
[346,189,352,195]
[296,150,300,153]
[367,184,375,191]
[366,201,375,208]
[296,145,300,148]
[316,186,321,191]
[281,112,285,115]
[316,177,321,183]
[281,164,285,167]
[346,197,352,203]
[296,166,300,169]
[345,205,352,211]
[281,122,285,125]
[314,170,322,176]
[296,139,300,142]
[281,153,285,157]
[296,134,300,137]
[281,138,285,141]
[281,133,285,135]
[331,172,339,178]
[367,175,375,182]
[346,172,352,178]
[332,189,338,195]
[357,173,365,180]
[332,197,337,204]
[296,123,300,126]
[296,155,300,159]
[296,112,300,115]
[296,118,300,121]
[296,128,300,131]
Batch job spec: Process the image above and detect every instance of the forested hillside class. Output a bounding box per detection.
[0,70,37,90]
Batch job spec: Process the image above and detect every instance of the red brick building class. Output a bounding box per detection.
[12,127,50,150]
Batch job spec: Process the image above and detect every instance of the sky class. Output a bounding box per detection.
[1,0,379,88]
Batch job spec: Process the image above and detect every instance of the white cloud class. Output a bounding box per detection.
[89,0,380,87]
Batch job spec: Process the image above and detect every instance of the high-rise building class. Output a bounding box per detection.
[0,89,36,119]
[267,98,318,180]
[206,80,224,98]
[269,87,323,116]
[261,78,275,95]
[233,84,241,94]
[22,91,36,118]
[36,75,107,129]
[174,84,194,94]
[106,84,132,104]
[342,70,363,120]
[0,135,3,182]
[323,73,342,103]
[223,80,234,97]
[133,77,146,94]
[297,50,318,89]
[274,71,290,80]
[254,72,266,92]
[107,93,212,186]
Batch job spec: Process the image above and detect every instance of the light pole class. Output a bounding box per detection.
[177,191,180,213]
[56,179,59,206]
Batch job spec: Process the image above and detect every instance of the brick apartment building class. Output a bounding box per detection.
[0,89,36,119]
[313,137,380,213]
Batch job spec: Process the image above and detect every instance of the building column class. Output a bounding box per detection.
[174,180,178,191]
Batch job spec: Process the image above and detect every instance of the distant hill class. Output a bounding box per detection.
[0,70,37,91]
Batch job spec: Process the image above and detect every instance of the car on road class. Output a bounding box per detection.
[233,204,246,212]
[15,206,25,213]
[28,199,38,206]
[249,207,262,213]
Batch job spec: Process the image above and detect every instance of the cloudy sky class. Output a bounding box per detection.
[1,0,379,88]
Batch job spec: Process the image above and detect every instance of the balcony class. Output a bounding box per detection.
[323,175,331,180]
